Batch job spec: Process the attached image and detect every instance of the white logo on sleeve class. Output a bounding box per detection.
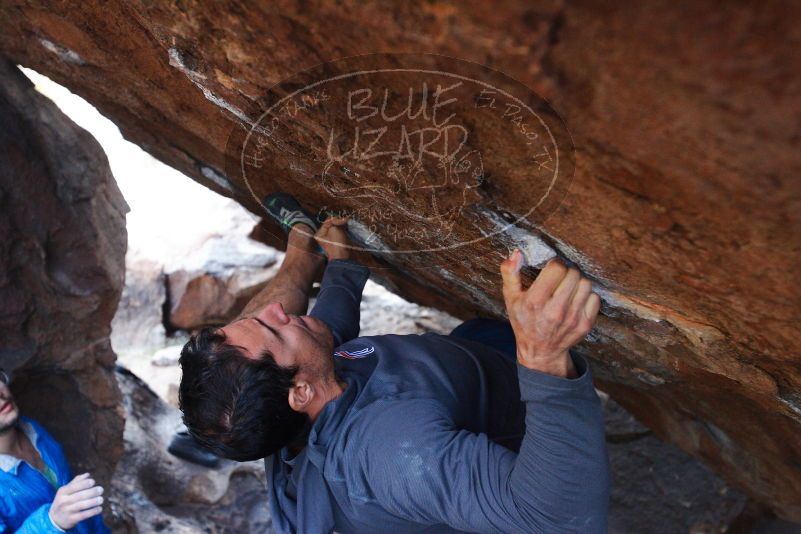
[334,346,375,360]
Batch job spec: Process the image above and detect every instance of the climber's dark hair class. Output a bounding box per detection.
[178,327,309,462]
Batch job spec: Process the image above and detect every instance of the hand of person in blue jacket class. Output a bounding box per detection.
[48,473,104,530]
[501,251,601,378]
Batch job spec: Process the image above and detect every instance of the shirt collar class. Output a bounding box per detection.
[0,417,40,475]
[280,445,305,468]
[304,372,361,469]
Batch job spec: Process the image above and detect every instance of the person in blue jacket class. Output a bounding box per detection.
[179,194,610,533]
[0,369,109,533]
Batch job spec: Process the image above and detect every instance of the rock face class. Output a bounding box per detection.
[165,235,281,331]
[1,0,800,521]
[602,393,748,533]
[0,60,127,489]
[111,257,169,356]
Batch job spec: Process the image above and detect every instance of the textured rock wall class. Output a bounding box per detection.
[0,60,127,488]
[1,0,800,520]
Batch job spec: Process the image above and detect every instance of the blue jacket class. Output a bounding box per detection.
[268,259,610,533]
[0,417,109,533]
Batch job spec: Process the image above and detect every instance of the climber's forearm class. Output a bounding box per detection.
[309,259,370,346]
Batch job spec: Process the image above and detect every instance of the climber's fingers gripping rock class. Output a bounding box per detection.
[314,216,351,261]
[500,250,601,378]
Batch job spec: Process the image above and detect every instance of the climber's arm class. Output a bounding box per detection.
[365,253,609,533]
[309,218,370,346]
[500,251,601,378]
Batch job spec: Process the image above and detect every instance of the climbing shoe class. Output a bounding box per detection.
[168,430,220,468]
[262,192,324,234]
[262,192,328,256]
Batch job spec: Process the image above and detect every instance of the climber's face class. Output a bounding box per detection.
[220,302,335,381]
[0,373,19,433]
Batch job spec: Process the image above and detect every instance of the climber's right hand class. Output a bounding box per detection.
[315,216,351,261]
[49,472,104,530]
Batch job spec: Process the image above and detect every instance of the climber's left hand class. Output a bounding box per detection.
[500,250,600,378]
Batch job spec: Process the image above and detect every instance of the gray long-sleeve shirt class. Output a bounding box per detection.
[267,259,610,533]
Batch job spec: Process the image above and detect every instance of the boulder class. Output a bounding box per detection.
[0,60,126,489]
[1,0,800,521]
[111,256,168,356]
[165,235,281,331]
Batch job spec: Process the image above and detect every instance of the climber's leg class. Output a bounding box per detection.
[236,222,325,318]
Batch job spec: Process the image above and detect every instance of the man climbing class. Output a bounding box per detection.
[179,193,610,533]
[0,369,109,533]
